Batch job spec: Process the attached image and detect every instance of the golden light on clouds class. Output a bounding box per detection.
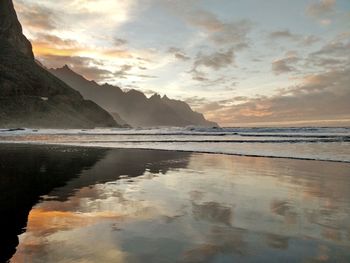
[26,208,124,236]
[31,39,134,58]
[32,43,81,57]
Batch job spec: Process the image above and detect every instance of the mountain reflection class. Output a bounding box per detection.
[0,144,107,262]
[0,144,191,263]
[1,145,350,262]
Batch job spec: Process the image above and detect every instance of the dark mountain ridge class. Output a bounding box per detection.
[0,0,119,128]
[50,65,218,127]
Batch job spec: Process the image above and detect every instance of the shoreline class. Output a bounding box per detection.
[1,140,349,164]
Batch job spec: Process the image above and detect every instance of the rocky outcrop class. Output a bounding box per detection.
[50,66,219,127]
[162,95,218,127]
[0,0,119,128]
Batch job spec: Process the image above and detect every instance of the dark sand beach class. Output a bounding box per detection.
[1,144,350,262]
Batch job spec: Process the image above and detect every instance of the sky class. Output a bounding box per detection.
[13,0,350,127]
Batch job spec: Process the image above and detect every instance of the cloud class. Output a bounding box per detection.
[29,32,134,59]
[114,64,157,79]
[185,96,209,107]
[272,51,300,75]
[190,70,210,82]
[193,48,235,71]
[114,64,133,78]
[187,10,252,47]
[306,0,336,25]
[168,47,191,61]
[188,9,223,32]
[15,0,137,41]
[269,30,320,46]
[307,32,350,69]
[231,96,249,103]
[201,67,350,126]
[113,38,128,47]
[306,0,336,17]
[174,53,191,61]
[269,30,298,40]
[158,2,252,48]
[189,48,235,83]
[303,35,321,45]
[271,59,295,75]
[32,33,79,48]
[14,0,57,31]
[198,102,223,112]
[190,70,234,88]
[312,37,350,57]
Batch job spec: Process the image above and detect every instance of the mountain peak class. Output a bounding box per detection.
[51,65,82,79]
[57,65,76,74]
[62,64,71,70]
[150,93,162,100]
[50,67,219,127]
[0,0,34,59]
[127,89,145,96]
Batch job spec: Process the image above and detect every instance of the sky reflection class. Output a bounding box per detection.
[5,146,350,262]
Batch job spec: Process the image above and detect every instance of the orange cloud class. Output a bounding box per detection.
[27,208,123,236]
[239,108,273,117]
[30,32,134,59]
[32,42,82,57]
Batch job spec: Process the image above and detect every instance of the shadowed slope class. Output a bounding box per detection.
[50,66,218,127]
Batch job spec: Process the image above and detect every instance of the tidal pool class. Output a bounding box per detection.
[1,144,349,262]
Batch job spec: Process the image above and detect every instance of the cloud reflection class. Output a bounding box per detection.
[6,147,350,262]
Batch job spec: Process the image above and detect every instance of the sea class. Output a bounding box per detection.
[1,126,349,163]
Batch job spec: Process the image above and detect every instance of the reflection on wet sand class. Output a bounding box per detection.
[1,145,350,262]
[0,144,107,263]
[0,145,190,262]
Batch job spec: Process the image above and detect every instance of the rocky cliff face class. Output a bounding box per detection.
[0,0,119,128]
[0,0,33,58]
[50,66,219,127]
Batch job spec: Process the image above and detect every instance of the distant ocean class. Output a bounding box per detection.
[1,127,349,163]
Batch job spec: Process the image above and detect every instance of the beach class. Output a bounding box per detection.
[1,0,349,261]
[1,143,350,262]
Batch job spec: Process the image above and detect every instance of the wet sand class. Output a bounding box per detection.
[1,144,350,262]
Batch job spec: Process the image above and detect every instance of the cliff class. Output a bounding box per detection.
[50,66,218,127]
